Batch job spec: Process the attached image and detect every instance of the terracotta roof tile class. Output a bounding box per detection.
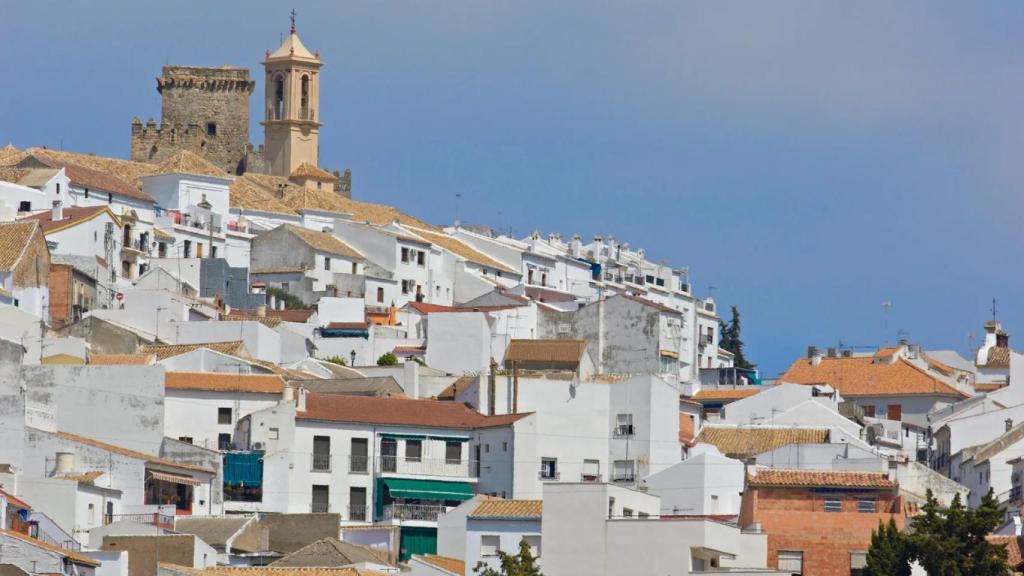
[89,353,156,365]
[46,429,214,474]
[0,488,31,510]
[233,308,315,323]
[747,468,895,489]
[989,535,1024,574]
[401,226,518,273]
[691,388,762,402]
[54,470,106,483]
[780,356,968,398]
[436,376,476,401]
[325,322,370,330]
[21,205,120,234]
[924,354,955,376]
[679,413,696,446]
[0,528,101,566]
[469,500,542,519]
[504,340,587,365]
[165,372,287,394]
[229,176,298,216]
[298,393,530,429]
[289,163,338,181]
[0,221,43,272]
[222,313,283,328]
[392,345,426,355]
[697,426,829,458]
[160,564,388,576]
[0,166,31,184]
[18,148,159,192]
[874,347,900,358]
[25,153,153,202]
[414,555,464,576]
[279,225,363,260]
[619,293,682,315]
[156,151,228,178]
[141,341,247,360]
[983,347,1011,369]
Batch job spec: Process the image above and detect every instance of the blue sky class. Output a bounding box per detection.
[3,1,1022,375]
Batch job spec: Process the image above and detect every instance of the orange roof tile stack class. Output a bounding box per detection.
[747,468,896,489]
[697,426,829,458]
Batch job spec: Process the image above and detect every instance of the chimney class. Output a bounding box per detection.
[256,305,266,317]
[908,344,921,359]
[51,200,63,221]
[827,347,837,358]
[282,385,294,403]
[808,346,822,365]
[1007,418,1014,432]
[569,234,583,258]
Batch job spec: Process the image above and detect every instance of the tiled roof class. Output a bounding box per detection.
[988,535,1024,575]
[924,354,955,376]
[281,225,363,260]
[405,302,459,314]
[46,429,214,474]
[0,528,101,566]
[174,516,250,548]
[413,555,464,576]
[88,353,156,365]
[156,151,228,178]
[469,499,542,519]
[746,468,896,489]
[691,387,762,402]
[619,294,682,316]
[402,225,518,273]
[966,422,1024,465]
[0,166,29,184]
[975,383,1007,392]
[298,393,530,429]
[22,205,119,234]
[392,345,426,355]
[268,30,318,61]
[271,538,390,568]
[780,356,968,398]
[436,376,476,400]
[696,426,829,458]
[54,471,106,483]
[229,176,298,216]
[982,347,1011,369]
[679,413,696,446]
[325,322,371,330]
[504,339,587,365]
[0,221,42,272]
[222,313,283,328]
[289,163,337,181]
[874,347,900,358]
[160,565,387,576]
[27,153,153,202]
[164,372,287,394]
[0,488,31,510]
[233,308,316,323]
[141,341,246,360]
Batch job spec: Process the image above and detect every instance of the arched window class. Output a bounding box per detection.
[274,75,285,120]
[300,75,310,119]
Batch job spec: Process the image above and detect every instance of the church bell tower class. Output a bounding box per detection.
[262,12,323,178]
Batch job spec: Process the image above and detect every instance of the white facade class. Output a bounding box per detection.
[642,444,745,516]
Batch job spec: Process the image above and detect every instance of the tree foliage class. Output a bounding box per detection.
[323,355,347,366]
[376,352,399,366]
[864,489,1008,576]
[266,287,307,310]
[473,538,542,576]
[719,305,754,369]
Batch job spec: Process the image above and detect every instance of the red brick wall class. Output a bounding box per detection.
[49,263,72,324]
[742,486,903,576]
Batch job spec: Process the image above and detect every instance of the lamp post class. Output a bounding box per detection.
[197,194,213,259]
[350,350,356,367]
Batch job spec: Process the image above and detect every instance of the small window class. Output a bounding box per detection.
[622,508,633,518]
[777,551,803,574]
[615,413,634,436]
[211,246,217,259]
[206,122,217,136]
[503,441,508,452]
[56,183,61,195]
[107,193,113,204]
[417,251,425,266]
[268,428,279,440]
[178,436,193,444]
[582,459,600,482]
[218,433,232,450]
[324,257,331,271]
[376,287,384,303]
[445,441,462,464]
[485,444,490,453]
[405,439,422,462]
[84,188,89,199]
[480,535,500,557]
[218,407,232,425]
[401,247,410,263]
[850,551,868,576]
[613,460,635,482]
[857,497,876,513]
[17,201,30,212]
[540,457,558,480]
[824,496,842,512]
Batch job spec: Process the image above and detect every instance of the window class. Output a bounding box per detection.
[218,433,232,450]
[324,257,331,271]
[777,551,803,574]
[887,404,902,421]
[863,405,876,417]
[268,428,279,440]
[502,441,508,452]
[88,503,95,524]
[311,484,329,513]
[183,240,192,258]
[178,436,193,444]
[196,242,204,258]
[84,188,89,199]
[350,438,368,473]
[405,439,422,462]
[401,280,410,295]
[349,487,367,521]
[376,287,384,303]
[540,457,558,480]
[445,441,462,464]
[218,407,232,425]
[615,413,634,436]
[401,247,410,263]
[613,460,635,482]
[211,246,217,259]
[824,496,842,512]
[582,459,600,482]
[480,535,500,557]
[417,251,425,266]
[17,201,30,212]
[206,122,217,136]
[622,508,634,518]
[523,535,541,558]
[273,76,285,120]
[608,497,615,517]
[312,436,331,471]
[107,193,113,204]
[705,326,714,344]
[850,551,868,576]
[857,497,876,513]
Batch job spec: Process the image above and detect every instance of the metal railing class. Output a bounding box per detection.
[347,504,370,522]
[538,470,560,481]
[311,453,332,472]
[581,474,602,482]
[104,513,174,530]
[349,455,369,474]
[377,455,474,478]
[310,502,330,513]
[381,503,448,522]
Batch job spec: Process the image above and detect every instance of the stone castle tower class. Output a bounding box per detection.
[131,66,256,174]
[261,22,323,177]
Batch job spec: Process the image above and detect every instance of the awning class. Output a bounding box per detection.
[381,433,427,441]
[148,471,201,486]
[382,478,474,501]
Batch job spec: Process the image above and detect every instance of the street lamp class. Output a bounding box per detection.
[350,350,357,366]
[197,194,213,259]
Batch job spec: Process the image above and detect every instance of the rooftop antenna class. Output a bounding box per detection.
[882,300,893,344]
[991,298,998,321]
[454,193,463,227]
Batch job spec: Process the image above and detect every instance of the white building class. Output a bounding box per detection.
[642,444,745,517]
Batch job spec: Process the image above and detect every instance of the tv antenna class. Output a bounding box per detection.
[991,298,998,321]
[882,300,893,344]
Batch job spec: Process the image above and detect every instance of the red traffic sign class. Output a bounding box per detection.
[116,292,124,301]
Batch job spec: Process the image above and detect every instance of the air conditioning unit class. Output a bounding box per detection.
[252,441,266,451]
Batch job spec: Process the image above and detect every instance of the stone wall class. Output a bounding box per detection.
[131,66,255,175]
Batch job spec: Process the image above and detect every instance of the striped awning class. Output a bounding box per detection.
[148,471,201,486]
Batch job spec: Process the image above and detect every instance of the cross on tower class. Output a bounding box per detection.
[290,9,297,33]
[992,297,998,321]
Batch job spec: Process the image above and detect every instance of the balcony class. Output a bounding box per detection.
[104,513,175,530]
[613,425,635,438]
[538,471,560,481]
[310,502,330,513]
[311,453,332,472]
[349,455,369,474]
[347,504,370,523]
[377,455,474,478]
[381,503,448,523]
[611,473,637,483]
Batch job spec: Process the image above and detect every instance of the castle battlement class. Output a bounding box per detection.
[156,65,255,93]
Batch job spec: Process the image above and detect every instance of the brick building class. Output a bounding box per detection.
[739,468,905,576]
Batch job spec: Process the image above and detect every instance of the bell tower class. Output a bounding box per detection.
[262,11,323,178]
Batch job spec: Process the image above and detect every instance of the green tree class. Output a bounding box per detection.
[376,352,398,366]
[721,305,754,369]
[473,538,542,576]
[864,518,910,576]
[323,355,347,366]
[266,287,307,310]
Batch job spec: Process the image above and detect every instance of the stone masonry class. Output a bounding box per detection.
[131,66,255,174]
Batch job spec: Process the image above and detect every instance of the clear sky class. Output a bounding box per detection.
[3,1,1022,376]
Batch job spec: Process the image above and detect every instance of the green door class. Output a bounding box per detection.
[399,526,437,561]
